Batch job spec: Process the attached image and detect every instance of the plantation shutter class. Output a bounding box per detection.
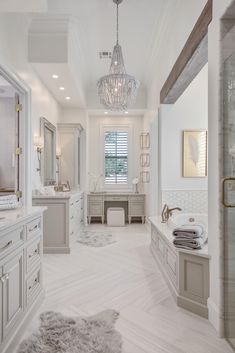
[104,131,128,184]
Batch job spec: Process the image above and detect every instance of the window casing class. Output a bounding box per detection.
[104,130,128,186]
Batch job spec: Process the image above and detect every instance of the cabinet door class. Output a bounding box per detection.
[2,249,23,339]
[88,202,103,216]
[129,202,145,216]
[0,266,2,345]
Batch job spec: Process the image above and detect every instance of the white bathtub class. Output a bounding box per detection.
[168,213,208,233]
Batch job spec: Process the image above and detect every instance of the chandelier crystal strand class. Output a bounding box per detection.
[97,0,139,112]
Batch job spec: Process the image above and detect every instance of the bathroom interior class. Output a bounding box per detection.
[0,1,235,353]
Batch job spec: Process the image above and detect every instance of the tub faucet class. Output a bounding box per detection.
[161,204,182,223]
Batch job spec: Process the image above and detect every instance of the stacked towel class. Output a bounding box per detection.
[0,195,21,210]
[173,224,207,250]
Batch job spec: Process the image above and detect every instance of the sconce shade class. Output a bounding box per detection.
[33,135,44,150]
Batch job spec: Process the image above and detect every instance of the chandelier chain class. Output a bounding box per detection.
[97,0,139,111]
[116,2,119,44]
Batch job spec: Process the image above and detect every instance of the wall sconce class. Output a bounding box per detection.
[56,147,62,160]
[33,135,43,175]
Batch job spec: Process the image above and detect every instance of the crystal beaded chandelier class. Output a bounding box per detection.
[97,0,139,112]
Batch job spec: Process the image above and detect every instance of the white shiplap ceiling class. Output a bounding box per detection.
[43,0,174,108]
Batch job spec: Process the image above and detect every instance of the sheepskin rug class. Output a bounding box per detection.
[17,309,122,353]
[77,230,116,247]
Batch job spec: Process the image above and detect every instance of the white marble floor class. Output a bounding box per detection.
[16,224,234,353]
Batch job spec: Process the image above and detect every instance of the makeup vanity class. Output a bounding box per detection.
[87,193,145,224]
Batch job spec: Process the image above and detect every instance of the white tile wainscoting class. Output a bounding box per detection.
[162,190,208,214]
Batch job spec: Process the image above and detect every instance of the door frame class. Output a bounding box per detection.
[0,62,32,207]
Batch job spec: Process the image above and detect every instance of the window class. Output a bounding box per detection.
[104,131,128,185]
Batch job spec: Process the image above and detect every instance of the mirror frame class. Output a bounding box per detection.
[40,117,56,186]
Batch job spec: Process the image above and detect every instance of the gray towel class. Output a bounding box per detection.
[173,224,204,239]
[173,236,207,250]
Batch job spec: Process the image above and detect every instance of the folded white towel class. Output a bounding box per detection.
[173,224,204,238]
[0,195,17,204]
[173,236,207,250]
[0,201,21,210]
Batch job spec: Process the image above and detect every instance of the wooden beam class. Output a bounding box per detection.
[160,0,212,104]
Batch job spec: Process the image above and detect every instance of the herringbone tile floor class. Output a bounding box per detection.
[17,224,234,353]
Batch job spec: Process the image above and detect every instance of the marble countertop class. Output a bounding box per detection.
[33,189,83,199]
[149,216,209,258]
[0,206,47,232]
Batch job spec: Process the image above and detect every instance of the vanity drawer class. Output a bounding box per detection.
[0,226,24,257]
[26,237,41,274]
[88,195,103,202]
[26,265,42,306]
[129,195,145,202]
[88,202,103,215]
[104,195,128,201]
[26,217,41,240]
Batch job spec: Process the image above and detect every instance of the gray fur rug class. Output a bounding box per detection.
[77,230,116,247]
[17,310,122,353]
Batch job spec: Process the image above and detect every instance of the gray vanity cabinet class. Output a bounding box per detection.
[87,193,145,224]
[33,192,84,253]
[87,195,104,224]
[128,195,145,224]
[0,208,45,353]
[2,249,24,340]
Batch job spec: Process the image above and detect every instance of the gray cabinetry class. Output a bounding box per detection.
[0,208,45,353]
[150,221,210,318]
[33,191,84,253]
[87,193,145,224]
[2,249,24,340]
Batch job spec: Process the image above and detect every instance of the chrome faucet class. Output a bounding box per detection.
[161,204,182,223]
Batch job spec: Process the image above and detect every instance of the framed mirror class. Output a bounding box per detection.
[40,117,56,186]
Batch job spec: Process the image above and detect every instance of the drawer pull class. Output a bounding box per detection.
[29,278,38,290]
[29,224,38,233]
[70,216,74,220]
[0,273,9,283]
[76,200,79,203]
[29,249,38,258]
[70,203,74,206]
[0,240,13,252]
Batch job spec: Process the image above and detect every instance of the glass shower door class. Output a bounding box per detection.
[223,51,235,350]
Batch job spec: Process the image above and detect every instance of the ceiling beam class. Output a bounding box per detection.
[160,0,212,104]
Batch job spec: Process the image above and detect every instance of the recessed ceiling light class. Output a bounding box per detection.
[52,74,59,79]
[125,111,128,114]
[104,111,108,115]
[59,87,65,90]
[65,96,71,100]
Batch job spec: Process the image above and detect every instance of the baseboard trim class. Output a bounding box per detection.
[44,247,70,254]
[208,297,224,337]
[178,295,208,318]
[3,290,45,353]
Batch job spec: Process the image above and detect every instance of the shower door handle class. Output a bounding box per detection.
[222,177,235,207]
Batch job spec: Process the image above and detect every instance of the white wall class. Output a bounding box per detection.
[0,13,61,192]
[160,64,208,191]
[88,115,143,192]
[143,0,208,217]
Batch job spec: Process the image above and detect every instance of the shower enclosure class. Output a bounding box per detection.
[223,41,235,350]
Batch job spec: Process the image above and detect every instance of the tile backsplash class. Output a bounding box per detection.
[162,190,208,214]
